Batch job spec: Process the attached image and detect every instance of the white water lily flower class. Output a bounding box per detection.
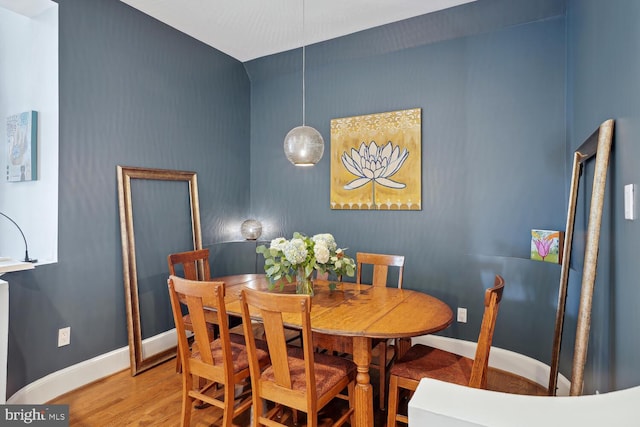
[314,243,330,264]
[341,141,409,189]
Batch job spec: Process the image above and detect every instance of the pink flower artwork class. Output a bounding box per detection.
[534,237,553,260]
[531,229,564,264]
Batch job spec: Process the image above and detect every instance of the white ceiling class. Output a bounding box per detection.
[0,0,54,17]
[120,0,476,62]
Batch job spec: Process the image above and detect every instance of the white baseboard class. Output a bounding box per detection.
[7,331,569,403]
[413,335,571,396]
[7,329,178,404]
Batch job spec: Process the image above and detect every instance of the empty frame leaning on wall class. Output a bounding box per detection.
[117,165,203,376]
[548,119,614,396]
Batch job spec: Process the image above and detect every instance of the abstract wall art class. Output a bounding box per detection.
[6,111,38,182]
[330,108,421,210]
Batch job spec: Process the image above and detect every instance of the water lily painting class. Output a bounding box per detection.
[531,229,564,264]
[330,108,421,210]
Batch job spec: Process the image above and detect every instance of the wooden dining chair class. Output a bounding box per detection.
[167,275,270,427]
[386,275,505,426]
[356,252,405,288]
[168,249,217,373]
[240,287,356,427]
[313,251,405,409]
[359,252,405,408]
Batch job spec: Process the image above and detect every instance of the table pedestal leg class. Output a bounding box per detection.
[352,336,373,427]
[396,337,411,359]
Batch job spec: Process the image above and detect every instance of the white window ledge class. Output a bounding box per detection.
[0,258,35,275]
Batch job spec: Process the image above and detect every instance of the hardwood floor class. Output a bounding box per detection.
[48,357,546,426]
[47,357,382,426]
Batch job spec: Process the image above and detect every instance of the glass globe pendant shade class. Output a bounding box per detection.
[240,219,262,240]
[283,125,324,166]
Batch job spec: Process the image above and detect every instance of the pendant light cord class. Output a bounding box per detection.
[302,0,306,126]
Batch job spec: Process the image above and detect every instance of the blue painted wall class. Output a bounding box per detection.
[567,0,640,392]
[6,0,250,397]
[247,14,568,376]
[8,0,640,399]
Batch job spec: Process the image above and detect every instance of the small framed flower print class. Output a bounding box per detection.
[531,229,564,264]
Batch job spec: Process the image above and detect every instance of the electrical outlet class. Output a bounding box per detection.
[58,327,70,347]
[457,307,467,323]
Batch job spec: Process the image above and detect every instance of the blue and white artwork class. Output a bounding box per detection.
[6,110,38,182]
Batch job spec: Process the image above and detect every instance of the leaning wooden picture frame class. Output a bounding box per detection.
[117,165,202,376]
[548,119,614,396]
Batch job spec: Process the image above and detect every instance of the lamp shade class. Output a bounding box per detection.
[283,125,324,166]
[240,219,262,240]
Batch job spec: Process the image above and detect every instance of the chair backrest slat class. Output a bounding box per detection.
[469,274,505,389]
[240,289,316,400]
[168,276,230,372]
[262,310,293,388]
[167,248,211,281]
[356,252,405,289]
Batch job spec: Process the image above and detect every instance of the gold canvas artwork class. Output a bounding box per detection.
[330,108,421,210]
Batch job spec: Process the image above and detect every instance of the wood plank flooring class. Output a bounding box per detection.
[48,355,546,426]
[47,358,372,426]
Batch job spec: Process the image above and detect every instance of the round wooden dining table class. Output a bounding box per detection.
[214,273,453,427]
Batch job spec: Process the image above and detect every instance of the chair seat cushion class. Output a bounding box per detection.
[191,333,269,373]
[261,346,357,396]
[390,344,473,386]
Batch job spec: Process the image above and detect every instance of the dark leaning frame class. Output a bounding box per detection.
[548,119,614,396]
[117,165,203,376]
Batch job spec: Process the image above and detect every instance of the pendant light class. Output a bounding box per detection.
[240,219,262,240]
[283,0,324,166]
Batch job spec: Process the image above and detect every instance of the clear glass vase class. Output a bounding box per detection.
[295,267,314,296]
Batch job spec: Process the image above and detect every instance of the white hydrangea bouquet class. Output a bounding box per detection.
[256,232,355,295]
